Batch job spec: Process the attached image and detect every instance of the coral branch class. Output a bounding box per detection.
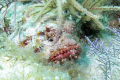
[35,0,54,22]
[82,0,88,7]
[92,18,104,29]
[1,6,8,23]
[88,6,120,11]
[57,0,63,22]
[90,0,101,8]
[69,5,81,19]
[14,1,16,28]
[70,0,100,19]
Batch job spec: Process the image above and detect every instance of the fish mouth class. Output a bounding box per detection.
[48,45,81,63]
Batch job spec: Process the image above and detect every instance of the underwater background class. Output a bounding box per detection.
[0,0,120,80]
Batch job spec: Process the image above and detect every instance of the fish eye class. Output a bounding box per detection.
[46,28,50,32]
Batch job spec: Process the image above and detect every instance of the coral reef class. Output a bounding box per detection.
[1,0,120,80]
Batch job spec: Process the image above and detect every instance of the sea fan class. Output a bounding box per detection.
[85,33,120,80]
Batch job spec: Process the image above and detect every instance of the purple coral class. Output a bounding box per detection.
[85,35,120,80]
